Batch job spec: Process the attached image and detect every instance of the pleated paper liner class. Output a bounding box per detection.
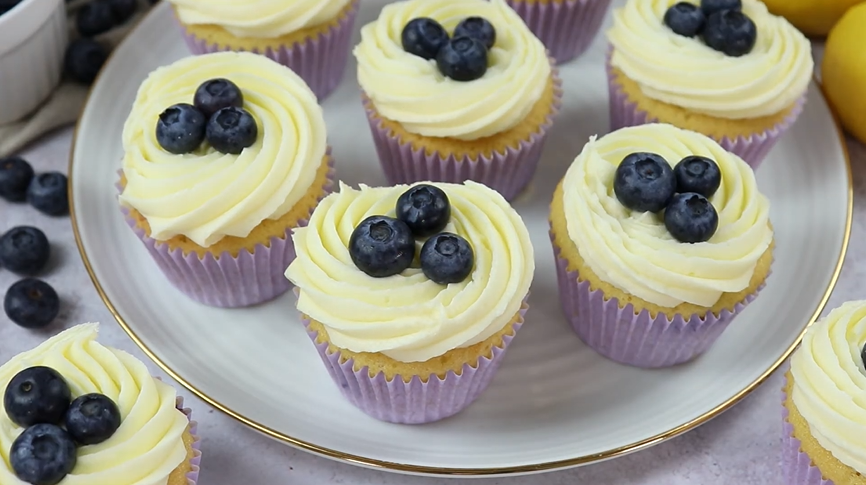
[506,0,613,64]
[177,397,202,485]
[781,375,835,485]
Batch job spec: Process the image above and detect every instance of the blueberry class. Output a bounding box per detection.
[401,18,450,60]
[420,233,474,285]
[194,78,244,118]
[613,153,677,213]
[4,279,60,330]
[64,39,108,85]
[453,17,496,49]
[664,3,706,37]
[664,193,719,243]
[674,156,721,198]
[0,227,50,275]
[64,393,121,445]
[3,367,71,427]
[156,103,207,155]
[862,342,866,369]
[395,184,451,237]
[349,216,415,278]
[0,0,22,16]
[10,424,76,485]
[108,0,137,24]
[436,37,488,82]
[0,156,34,202]
[205,107,258,155]
[76,0,116,37]
[27,172,68,216]
[700,0,741,15]
[702,10,757,57]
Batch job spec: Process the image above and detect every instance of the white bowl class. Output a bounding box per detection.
[0,0,67,125]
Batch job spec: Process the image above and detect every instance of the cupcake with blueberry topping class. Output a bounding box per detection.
[285,180,534,424]
[0,323,200,485]
[505,0,614,64]
[606,0,813,168]
[550,123,773,368]
[167,0,358,100]
[119,51,334,308]
[354,0,561,201]
[783,301,866,485]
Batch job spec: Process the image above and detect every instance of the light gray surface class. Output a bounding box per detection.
[1,49,864,485]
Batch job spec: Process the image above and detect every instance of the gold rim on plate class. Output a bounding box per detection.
[67,3,853,477]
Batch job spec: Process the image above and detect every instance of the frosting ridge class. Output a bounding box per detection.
[285,181,534,363]
[119,51,327,248]
[0,324,189,485]
[607,0,813,119]
[560,123,773,308]
[354,0,551,141]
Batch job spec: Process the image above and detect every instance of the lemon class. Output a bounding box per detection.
[762,0,865,37]
[823,2,866,145]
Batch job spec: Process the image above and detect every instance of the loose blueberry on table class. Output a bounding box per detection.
[0,226,51,275]
[420,232,475,285]
[3,367,123,485]
[664,0,755,57]
[613,152,677,213]
[395,184,451,237]
[349,215,416,278]
[0,0,22,17]
[77,0,116,38]
[64,39,108,85]
[4,278,60,329]
[28,172,69,216]
[0,156,35,202]
[401,16,497,82]
[664,192,719,243]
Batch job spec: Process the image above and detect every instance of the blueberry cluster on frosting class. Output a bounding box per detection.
[156,78,258,155]
[4,367,122,485]
[664,0,757,57]
[401,16,496,82]
[349,184,475,284]
[614,153,722,243]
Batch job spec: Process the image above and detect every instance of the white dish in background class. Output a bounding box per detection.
[70,0,851,478]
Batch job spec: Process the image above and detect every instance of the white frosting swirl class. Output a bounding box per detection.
[0,324,189,485]
[285,181,534,363]
[119,52,327,248]
[354,0,551,141]
[607,0,813,119]
[791,301,866,474]
[168,0,351,38]
[561,124,772,308]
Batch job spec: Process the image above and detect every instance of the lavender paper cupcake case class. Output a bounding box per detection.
[117,159,335,308]
[178,0,359,100]
[301,304,528,424]
[781,379,834,485]
[364,71,562,202]
[176,396,203,485]
[605,52,805,169]
[506,0,613,64]
[551,233,764,368]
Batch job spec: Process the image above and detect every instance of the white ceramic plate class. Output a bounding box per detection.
[70,0,851,478]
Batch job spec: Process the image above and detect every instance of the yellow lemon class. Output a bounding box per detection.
[762,0,865,37]
[823,2,866,145]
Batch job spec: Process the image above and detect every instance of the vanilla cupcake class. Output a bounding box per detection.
[285,181,534,424]
[354,0,561,201]
[506,0,614,63]
[119,51,334,308]
[606,0,813,167]
[0,324,200,485]
[783,301,866,485]
[550,123,773,368]
[168,0,358,100]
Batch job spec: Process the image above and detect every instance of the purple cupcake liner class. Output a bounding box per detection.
[176,396,203,485]
[178,0,359,100]
[507,0,613,64]
[117,158,334,308]
[301,303,528,424]
[551,233,764,368]
[363,70,562,202]
[781,381,835,485]
[605,51,805,169]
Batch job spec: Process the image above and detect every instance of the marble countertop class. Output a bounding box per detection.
[1,49,864,485]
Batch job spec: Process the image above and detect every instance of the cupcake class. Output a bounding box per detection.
[168,0,359,100]
[285,180,534,424]
[118,51,334,308]
[354,0,561,201]
[783,301,866,485]
[0,323,200,485]
[606,0,813,168]
[550,123,773,368]
[505,0,614,64]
